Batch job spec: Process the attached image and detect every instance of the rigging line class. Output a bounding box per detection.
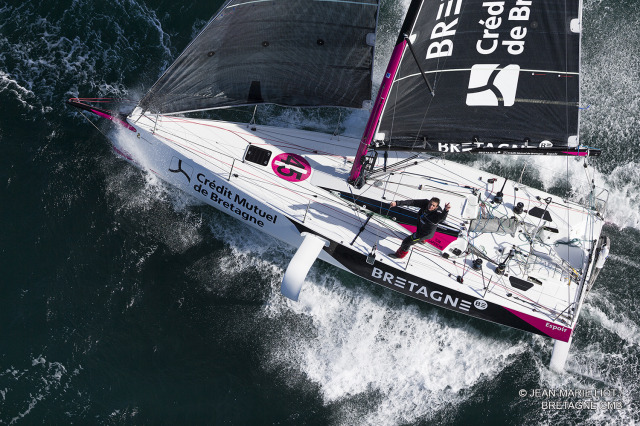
[400,171,469,187]
[348,185,366,227]
[232,170,386,234]
[230,162,396,232]
[403,34,435,96]
[241,176,377,234]
[428,160,486,189]
[226,125,352,165]
[256,113,351,132]
[373,177,391,247]
[153,126,241,165]
[318,194,409,241]
[174,137,360,221]
[412,245,567,316]
[392,180,475,197]
[256,127,350,150]
[483,276,561,316]
[367,209,409,238]
[409,247,506,295]
[165,120,241,160]
[384,57,403,150]
[367,155,421,178]
[140,127,359,222]
[226,0,275,8]
[78,110,109,138]
[163,115,248,143]
[479,256,492,297]
[308,185,425,240]
[251,134,349,161]
[410,248,462,283]
[167,115,255,146]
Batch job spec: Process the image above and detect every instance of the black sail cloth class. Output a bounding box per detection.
[140,0,379,114]
[376,0,581,152]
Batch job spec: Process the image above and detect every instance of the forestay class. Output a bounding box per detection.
[140,0,379,114]
[375,0,582,153]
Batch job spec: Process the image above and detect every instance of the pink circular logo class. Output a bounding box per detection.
[271,153,311,182]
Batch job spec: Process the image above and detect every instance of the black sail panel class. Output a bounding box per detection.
[377,0,581,152]
[140,0,379,114]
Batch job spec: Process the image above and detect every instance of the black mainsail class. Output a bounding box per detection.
[350,0,592,184]
[140,0,379,114]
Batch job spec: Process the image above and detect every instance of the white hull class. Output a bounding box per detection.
[110,108,607,352]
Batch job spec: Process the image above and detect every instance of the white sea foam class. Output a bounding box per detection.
[583,300,640,347]
[0,70,36,109]
[600,162,640,229]
[0,1,174,112]
[167,146,638,424]
[535,343,639,425]
[260,271,524,425]
[608,253,640,270]
[2,356,78,424]
[158,198,522,424]
[102,131,205,256]
[187,221,525,424]
[521,289,640,425]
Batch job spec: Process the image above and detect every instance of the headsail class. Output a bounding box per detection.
[371,0,584,156]
[140,0,379,114]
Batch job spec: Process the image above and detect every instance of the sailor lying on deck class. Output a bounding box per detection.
[390,197,451,259]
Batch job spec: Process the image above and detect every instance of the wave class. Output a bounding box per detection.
[263,275,525,425]
[181,217,524,424]
[0,1,174,114]
[14,0,634,423]
[0,355,80,424]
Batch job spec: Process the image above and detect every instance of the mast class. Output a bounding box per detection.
[348,0,424,188]
[348,40,407,188]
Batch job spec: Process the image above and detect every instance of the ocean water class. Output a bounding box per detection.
[1,0,639,424]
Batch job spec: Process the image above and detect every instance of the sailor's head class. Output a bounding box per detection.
[428,197,440,211]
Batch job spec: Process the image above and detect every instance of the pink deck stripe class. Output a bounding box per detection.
[398,224,458,250]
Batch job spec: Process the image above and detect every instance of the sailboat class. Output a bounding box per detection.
[69,0,609,371]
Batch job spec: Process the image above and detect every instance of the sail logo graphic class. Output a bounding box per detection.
[169,157,193,182]
[466,64,520,106]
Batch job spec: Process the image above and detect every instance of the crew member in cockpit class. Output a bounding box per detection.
[389,197,450,259]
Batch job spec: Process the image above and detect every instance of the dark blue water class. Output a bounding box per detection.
[1,0,639,423]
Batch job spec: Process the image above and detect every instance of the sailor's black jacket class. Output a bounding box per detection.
[395,199,448,239]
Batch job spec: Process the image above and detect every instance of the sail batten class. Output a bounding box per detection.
[140,0,379,114]
[395,68,579,83]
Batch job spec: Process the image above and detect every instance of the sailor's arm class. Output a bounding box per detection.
[440,203,451,221]
[390,199,430,208]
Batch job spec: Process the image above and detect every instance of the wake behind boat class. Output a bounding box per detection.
[69,0,608,371]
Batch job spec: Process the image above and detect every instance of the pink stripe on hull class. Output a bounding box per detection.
[563,151,587,157]
[91,109,137,132]
[504,307,573,342]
